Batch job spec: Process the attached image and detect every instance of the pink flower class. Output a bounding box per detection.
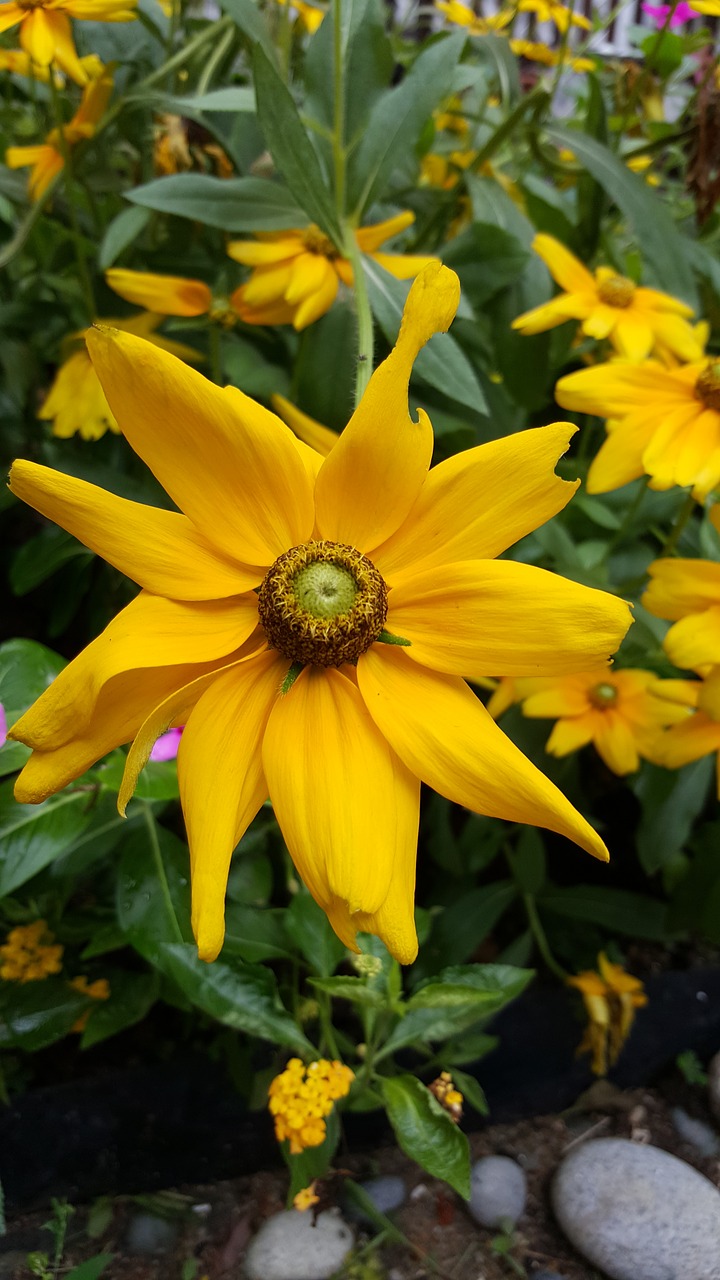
[642,2,699,26]
[149,727,183,762]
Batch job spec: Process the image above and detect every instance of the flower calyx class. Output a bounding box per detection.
[258,539,388,668]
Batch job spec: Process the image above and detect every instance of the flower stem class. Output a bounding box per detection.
[332,0,346,223]
[343,232,374,406]
[48,74,96,322]
[523,893,567,982]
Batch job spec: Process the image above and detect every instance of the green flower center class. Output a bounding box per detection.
[258,540,388,667]
[695,362,720,411]
[590,682,618,708]
[597,275,636,309]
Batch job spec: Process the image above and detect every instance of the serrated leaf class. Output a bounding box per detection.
[380,1075,470,1198]
[127,175,307,231]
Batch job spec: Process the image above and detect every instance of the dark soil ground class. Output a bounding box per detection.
[3,1074,719,1280]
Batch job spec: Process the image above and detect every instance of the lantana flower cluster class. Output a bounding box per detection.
[0,920,64,982]
[267,1058,355,1154]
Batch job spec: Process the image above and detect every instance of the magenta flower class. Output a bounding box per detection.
[642,2,699,26]
[149,727,183,762]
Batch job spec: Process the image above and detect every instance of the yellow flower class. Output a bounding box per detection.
[276,0,325,31]
[8,265,631,963]
[555,355,720,501]
[268,1058,354,1154]
[433,96,470,140]
[516,0,591,31]
[227,212,438,331]
[568,953,647,1076]
[70,974,110,1031]
[39,312,202,440]
[510,39,595,72]
[0,0,135,85]
[649,669,720,793]
[513,235,701,363]
[152,113,232,179]
[625,154,660,187]
[294,1183,320,1211]
[434,0,514,33]
[6,65,113,200]
[643,535,720,671]
[0,920,64,983]
[520,669,690,775]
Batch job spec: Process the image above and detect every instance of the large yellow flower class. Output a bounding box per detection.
[649,669,720,795]
[555,356,720,500]
[227,212,438,331]
[519,669,688,775]
[0,0,135,84]
[39,313,201,440]
[6,65,112,200]
[512,235,701,363]
[643,534,720,671]
[8,266,631,965]
[568,953,647,1077]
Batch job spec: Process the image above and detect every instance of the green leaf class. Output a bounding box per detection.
[439,1029,498,1067]
[98,206,151,270]
[445,1066,488,1116]
[285,891,346,976]
[0,780,95,895]
[507,829,546,896]
[475,33,520,103]
[10,527,93,596]
[126,175,308,231]
[80,969,160,1049]
[412,881,516,981]
[65,1255,115,1280]
[223,904,295,963]
[544,125,698,309]
[305,0,393,153]
[363,260,487,414]
[443,223,528,307]
[283,1109,340,1201]
[159,87,256,114]
[0,638,65,777]
[347,33,465,217]
[116,821,193,956]
[379,964,532,1058]
[380,1075,470,1198]
[635,758,714,876]
[218,0,277,64]
[97,754,179,804]
[293,301,357,431]
[540,885,670,940]
[252,46,341,241]
[0,979,88,1050]
[309,976,384,1008]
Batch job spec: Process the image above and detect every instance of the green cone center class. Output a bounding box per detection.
[258,540,388,668]
[597,275,635,309]
[293,561,358,618]
[590,682,618,708]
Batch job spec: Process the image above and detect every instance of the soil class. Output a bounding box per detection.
[3,1074,720,1280]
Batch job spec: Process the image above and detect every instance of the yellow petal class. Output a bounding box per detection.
[0,6,23,36]
[664,607,720,671]
[357,647,609,861]
[313,263,459,551]
[372,423,580,579]
[531,233,596,293]
[105,269,212,317]
[544,715,596,756]
[512,294,590,335]
[610,314,653,362]
[556,362,691,417]
[291,259,339,329]
[355,212,416,253]
[271,394,338,457]
[9,460,262,599]
[86,326,315,565]
[19,7,60,64]
[226,236,301,266]
[582,304,621,342]
[262,666,420,961]
[179,649,286,961]
[658,714,720,771]
[9,592,259,752]
[643,558,720,621]
[593,712,640,775]
[370,252,440,281]
[586,416,655,494]
[386,561,631,678]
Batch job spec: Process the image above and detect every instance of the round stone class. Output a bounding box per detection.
[671,1105,720,1158]
[552,1137,720,1280]
[468,1155,527,1229]
[244,1209,353,1280]
[125,1213,178,1255]
[345,1175,407,1223]
[707,1050,720,1123]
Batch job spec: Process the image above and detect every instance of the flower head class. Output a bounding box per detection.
[510,39,595,72]
[555,355,720,500]
[519,669,688,775]
[70,974,110,1031]
[568,953,647,1076]
[647,669,720,793]
[152,113,232,178]
[429,1071,464,1122]
[435,0,513,35]
[39,312,201,440]
[512,235,701,363]
[642,2,701,25]
[0,920,64,983]
[9,265,631,963]
[0,0,135,84]
[227,212,439,330]
[6,65,113,200]
[268,1057,354,1154]
[643,536,720,671]
[516,0,591,32]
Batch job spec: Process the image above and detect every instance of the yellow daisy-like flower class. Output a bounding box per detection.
[510,38,594,72]
[555,356,720,501]
[276,0,325,31]
[516,0,591,30]
[519,669,689,775]
[227,212,438,331]
[512,234,701,363]
[70,974,110,1031]
[0,920,64,983]
[0,0,135,85]
[8,266,631,963]
[435,0,514,34]
[643,535,720,672]
[39,312,201,440]
[6,65,112,200]
[650,669,720,794]
[568,952,647,1076]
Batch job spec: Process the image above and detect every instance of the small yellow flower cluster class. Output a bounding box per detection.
[70,975,111,1032]
[268,1057,354,1155]
[429,1071,464,1123]
[293,1181,320,1211]
[0,921,64,983]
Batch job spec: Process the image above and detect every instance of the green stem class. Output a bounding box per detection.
[142,804,184,943]
[332,0,346,222]
[523,893,567,982]
[196,21,235,95]
[343,231,373,406]
[317,991,341,1059]
[659,489,697,557]
[48,75,96,321]
[468,86,548,176]
[165,0,182,89]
